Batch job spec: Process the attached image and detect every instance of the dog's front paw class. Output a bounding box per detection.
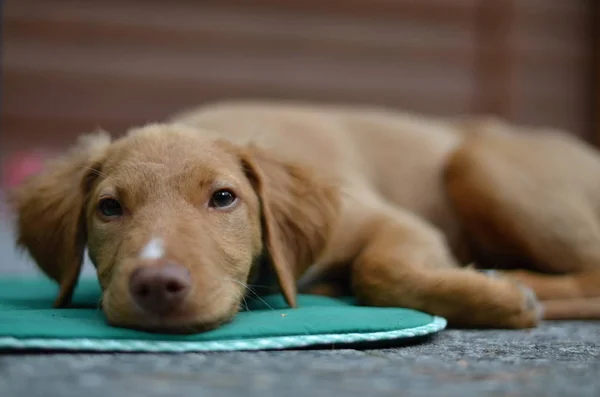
[517,283,544,324]
[500,280,543,328]
[480,269,543,328]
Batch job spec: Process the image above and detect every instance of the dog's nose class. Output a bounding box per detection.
[129,263,191,314]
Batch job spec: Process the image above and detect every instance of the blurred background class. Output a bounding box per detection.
[0,0,599,274]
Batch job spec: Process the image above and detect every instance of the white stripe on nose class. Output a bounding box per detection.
[140,237,164,260]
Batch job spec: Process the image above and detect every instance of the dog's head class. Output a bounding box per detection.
[12,124,339,333]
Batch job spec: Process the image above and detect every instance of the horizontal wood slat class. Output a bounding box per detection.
[1,0,594,156]
[5,0,480,23]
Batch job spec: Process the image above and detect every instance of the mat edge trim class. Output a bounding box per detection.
[0,317,446,352]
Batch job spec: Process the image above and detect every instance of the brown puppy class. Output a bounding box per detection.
[12,101,600,332]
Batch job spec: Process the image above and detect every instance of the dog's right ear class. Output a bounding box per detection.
[10,132,111,308]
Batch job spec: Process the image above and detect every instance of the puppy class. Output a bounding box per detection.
[12,101,600,332]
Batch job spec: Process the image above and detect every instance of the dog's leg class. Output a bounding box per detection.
[348,210,542,328]
[445,133,600,310]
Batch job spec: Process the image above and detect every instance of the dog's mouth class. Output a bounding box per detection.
[101,295,241,334]
[106,310,236,334]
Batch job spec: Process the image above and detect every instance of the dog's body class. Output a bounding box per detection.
[13,101,600,332]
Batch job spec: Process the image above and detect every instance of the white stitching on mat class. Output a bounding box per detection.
[0,317,446,352]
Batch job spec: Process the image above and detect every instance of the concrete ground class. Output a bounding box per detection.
[1,205,599,397]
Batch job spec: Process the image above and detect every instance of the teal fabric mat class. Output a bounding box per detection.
[0,277,446,352]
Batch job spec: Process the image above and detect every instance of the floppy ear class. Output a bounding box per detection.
[10,132,111,308]
[239,145,340,307]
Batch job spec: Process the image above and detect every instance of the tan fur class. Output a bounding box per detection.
[239,144,340,307]
[12,132,111,307]
[12,101,600,332]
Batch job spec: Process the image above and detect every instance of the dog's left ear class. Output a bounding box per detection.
[239,145,340,307]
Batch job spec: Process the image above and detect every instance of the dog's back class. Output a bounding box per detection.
[173,101,470,241]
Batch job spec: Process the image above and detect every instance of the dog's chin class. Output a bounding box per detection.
[110,318,233,334]
[105,309,238,334]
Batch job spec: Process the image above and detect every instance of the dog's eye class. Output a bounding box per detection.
[97,198,123,218]
[209,189,237,209]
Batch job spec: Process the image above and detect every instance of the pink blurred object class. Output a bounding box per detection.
[2,151,49,189]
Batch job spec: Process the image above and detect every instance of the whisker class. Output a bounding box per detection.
[80,166,124,190]
[245,282,275,288]
[237,286,251,311]
[96,290,106,311]
[97,263,114,285]
[235,288,251,312]
[226,278,276,311]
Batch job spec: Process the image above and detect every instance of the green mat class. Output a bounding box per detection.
[0,277,446,352]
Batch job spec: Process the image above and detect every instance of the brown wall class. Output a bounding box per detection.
[1,0,595,155]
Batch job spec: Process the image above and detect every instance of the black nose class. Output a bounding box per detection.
[129,263,191,314]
